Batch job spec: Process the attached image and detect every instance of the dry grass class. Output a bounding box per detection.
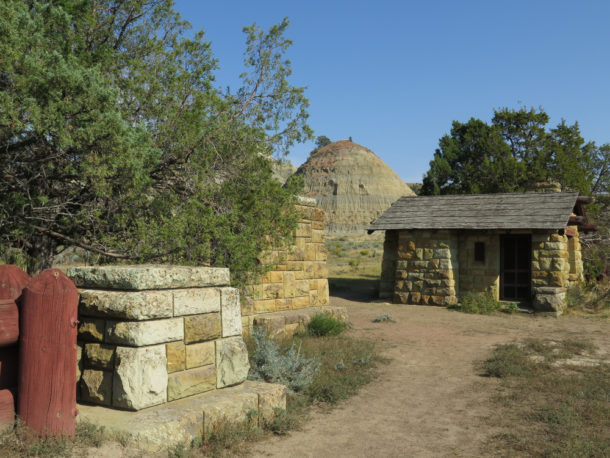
[483,339,610,457]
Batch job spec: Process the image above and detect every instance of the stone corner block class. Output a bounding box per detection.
[240,381,287,423]
[67,265,230,290]
[216,337,250,388]
[112,345,168,410]
[221,287,242,337]
[106,318,184,346]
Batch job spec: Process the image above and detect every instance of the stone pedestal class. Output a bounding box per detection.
[68,265,249,411]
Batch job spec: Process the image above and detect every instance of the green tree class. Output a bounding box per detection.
[315,135,332,149]
[422,107,596,195]
[0,1,312,283]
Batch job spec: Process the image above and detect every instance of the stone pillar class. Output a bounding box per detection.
[67,266,249,411]
[393,230,458,306]
[242,196,329,330]
[567,226,584,285]
[531,231,570,315]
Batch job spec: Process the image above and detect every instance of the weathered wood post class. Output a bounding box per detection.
[18,269,78,437]
[0,265,31,430]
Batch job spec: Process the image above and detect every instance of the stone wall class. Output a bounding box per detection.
[391,230,459,306]
[457,232,501,299]
[241,197,329,330]
[67,266,249,411]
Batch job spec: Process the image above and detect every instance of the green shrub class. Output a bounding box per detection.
[454,292,502,314]
[484,343,533,377]
[566,281,610,313]
[306,312,347,336]
[247,327,319,392]
[359,249,370,256]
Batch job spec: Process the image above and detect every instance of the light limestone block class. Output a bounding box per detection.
[202,391,258,435]
[113,345,167,410]
[106,318,184,346]
[79,289,173,319]
[67,265,230,290]
[167,365,216,401]
[173,288,220,316]
[216,337,250,388]
[220,287,242,337]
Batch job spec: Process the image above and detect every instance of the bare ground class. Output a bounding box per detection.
[251,295,609,458]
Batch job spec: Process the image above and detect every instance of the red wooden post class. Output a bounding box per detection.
[18,269,78,438]
[0,265,30,431]
[0,265,31,301]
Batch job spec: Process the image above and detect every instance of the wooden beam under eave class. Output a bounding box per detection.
[568,215,585,225]
[576,195,594,204]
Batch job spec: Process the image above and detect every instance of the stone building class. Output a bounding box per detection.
[369,192,594,315]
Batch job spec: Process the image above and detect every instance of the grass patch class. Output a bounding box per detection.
[566,280,610,315]
[0,420,106,457]
[306,312,348,336]
[450,292,519,315]
[192,330,382,456]
[483,338,610,457]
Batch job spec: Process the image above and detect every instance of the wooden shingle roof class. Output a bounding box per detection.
[368,192,580,232]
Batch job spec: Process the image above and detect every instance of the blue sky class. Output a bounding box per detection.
[173,0,610,183]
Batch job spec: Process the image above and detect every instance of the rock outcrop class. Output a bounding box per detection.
[293,140,415,234]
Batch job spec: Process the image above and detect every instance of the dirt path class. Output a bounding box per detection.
[252,297,609,457]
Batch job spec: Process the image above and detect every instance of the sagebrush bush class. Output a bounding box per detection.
[372,314,395,323]
[306,312,347,336]
[247,327,320,392]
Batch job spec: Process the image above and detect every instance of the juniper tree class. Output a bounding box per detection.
[0,1,312,282]
[421,107,596,196]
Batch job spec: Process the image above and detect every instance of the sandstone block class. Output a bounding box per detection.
[113,345,167,410]
[221,287,242,337]
[106,318,184,346]
[312,221,324,230]
[544,242,566,250]
[254,315,286,337]
[292,295,310,308]
[173,288,220,316]
[186,341,215,368]
[166,341,186,373]
[295,222,312,238]
[216,337,250,388]
[79,289,173,320]
[311,229,324,243]
[68,265,230,290]
[550,233,566,242]
[78,319,105,342]
[434,248,451,258]
[253,299,277,314]
[533,291,566,313]
[239,381,287,424]
[202,391,258,435]
[184,313,221,344]
[85,343,115,370]
[81,369,113,406]
[263,283,283,300]
[167,365,216,401]
[241,295,255,317]
[410,292,421,303]
[394,292,408,304]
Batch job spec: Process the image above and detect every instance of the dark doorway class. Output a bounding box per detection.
[500,235,531,301]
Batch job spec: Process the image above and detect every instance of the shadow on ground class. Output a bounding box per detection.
[329,277,379,301]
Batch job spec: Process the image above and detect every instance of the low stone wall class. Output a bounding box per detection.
[391,230,459,306]
[242,197,330,330]
[67,266,249,411]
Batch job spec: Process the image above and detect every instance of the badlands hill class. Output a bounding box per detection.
[293,140,415,234]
